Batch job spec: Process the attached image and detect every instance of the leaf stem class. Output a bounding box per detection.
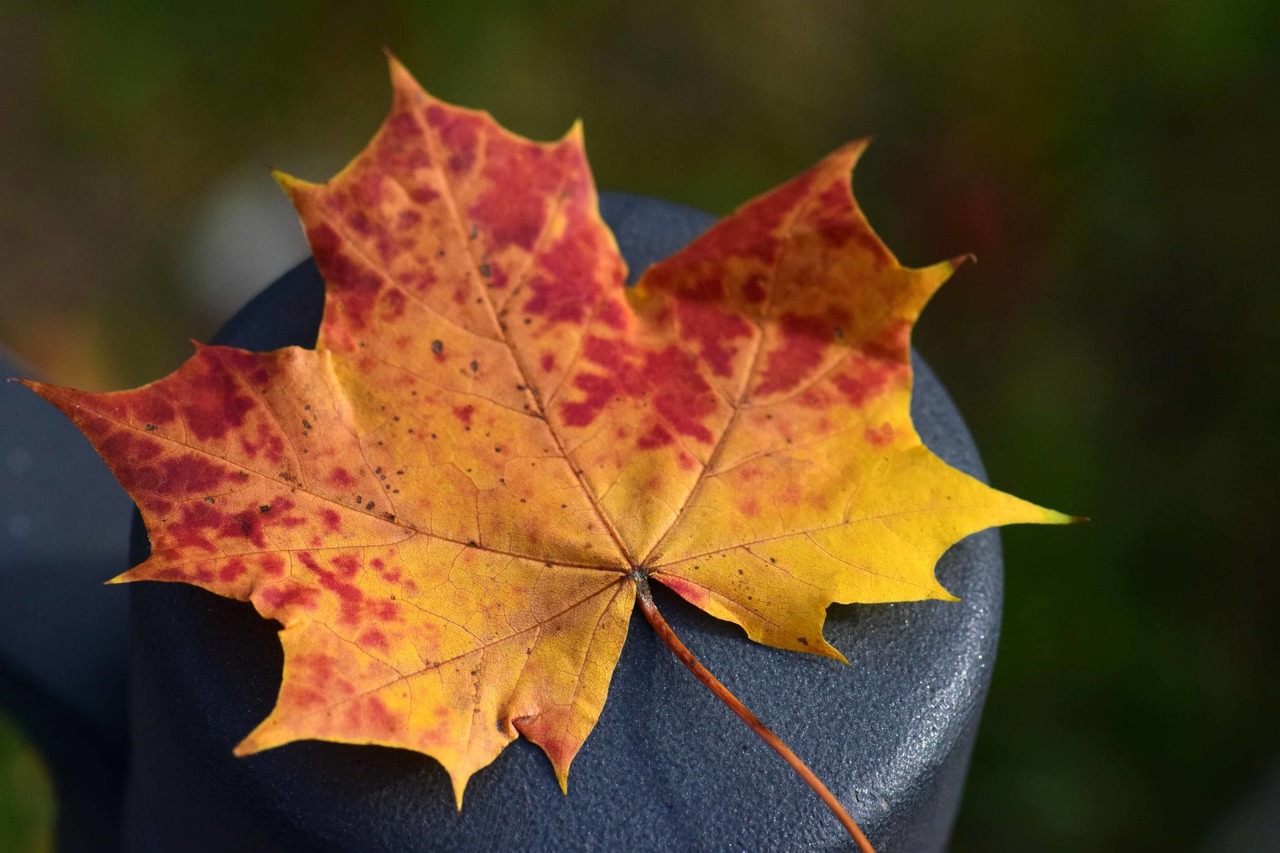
[633,574,876,853]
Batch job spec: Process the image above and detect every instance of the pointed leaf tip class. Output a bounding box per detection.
[271,169,309,196]
[563,118,585,144]
[824,137,873,177]
[451,774,468,811]
[384,49,426,99]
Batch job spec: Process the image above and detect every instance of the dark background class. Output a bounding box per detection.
[2,2,1277,850]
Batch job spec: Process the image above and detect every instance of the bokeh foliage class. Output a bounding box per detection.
[0,715,53,853]
[1,1,1276,850]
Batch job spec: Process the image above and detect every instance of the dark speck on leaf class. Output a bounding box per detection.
[203,496,215,504]
[259,505,270,513]
[365,501,375,510]
[431,340,444,356]
[144,423,156,431]
[470,360,479,372]
[302,419,312,430]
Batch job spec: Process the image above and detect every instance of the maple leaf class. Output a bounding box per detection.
[24,56,1072,846]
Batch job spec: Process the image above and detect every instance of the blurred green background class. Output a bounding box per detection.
[2,1,1277,850]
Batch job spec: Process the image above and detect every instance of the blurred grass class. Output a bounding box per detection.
[0,715,53,853]
[1,1,1276,850]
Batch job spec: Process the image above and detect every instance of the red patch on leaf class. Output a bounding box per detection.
[864,422,895,447]
[321,509,343,533]
[426,104,481,175]
[469,137,555,252]
[754,314,833,397]
[307,223,385,330]
[260,584,320,613]
[522,179,618,325]
[177,350,258,441]
[167,501,226,552]
[130,395,177,427]
[219,558,249,583]
[381,288,407,321]
[238,422,286,465]
[636,423,673,450]
[655,575,710,609]
[300,552,365,626]
[332,553,361,578]
[832,357,903,408]
[675,299,753,379]
[358,628,389,652]
[260,554,287,578]
[562,337,716,444]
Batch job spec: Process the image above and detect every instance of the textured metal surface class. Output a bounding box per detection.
[0,350,131,853]
[124,194,1003,852]
[0,352,131,736]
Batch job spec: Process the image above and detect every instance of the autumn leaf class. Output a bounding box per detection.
[24,55,1072,845]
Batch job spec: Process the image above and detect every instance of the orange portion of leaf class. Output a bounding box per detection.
[25,55,1071,802]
